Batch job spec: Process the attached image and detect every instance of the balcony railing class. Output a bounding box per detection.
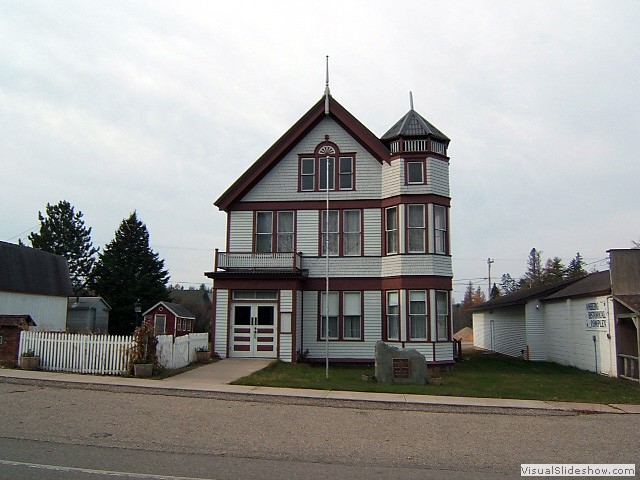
[215,250,302,272]
[618,354,639,382]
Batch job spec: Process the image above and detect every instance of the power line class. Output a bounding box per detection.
[5,225,39,241]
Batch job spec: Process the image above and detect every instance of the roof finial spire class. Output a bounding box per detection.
[324,55,330,115]
[409,91,414,110]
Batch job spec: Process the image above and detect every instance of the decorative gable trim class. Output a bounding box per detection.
[215,95,390,212]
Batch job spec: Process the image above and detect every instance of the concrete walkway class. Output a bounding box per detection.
[1,360,639,414]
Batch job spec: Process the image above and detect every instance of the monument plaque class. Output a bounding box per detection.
[375,341,429,385]
[392,358,410,378]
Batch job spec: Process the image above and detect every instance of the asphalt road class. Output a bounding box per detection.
[0,381,637,479]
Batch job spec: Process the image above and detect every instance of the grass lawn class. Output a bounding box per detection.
[232,350,640,404]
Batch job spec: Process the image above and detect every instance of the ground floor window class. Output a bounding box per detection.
[409,290,427,340]
[386,291,399,340]
[319,291,363,341]
[436,290,450,341]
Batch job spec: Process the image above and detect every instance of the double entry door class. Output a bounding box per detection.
[231,304,277,358]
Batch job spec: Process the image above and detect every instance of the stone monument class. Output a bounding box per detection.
[375,341,429,385]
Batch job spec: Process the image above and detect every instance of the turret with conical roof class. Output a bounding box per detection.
[381,102,449,156]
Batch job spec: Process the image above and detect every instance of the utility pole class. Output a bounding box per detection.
[487,258,494,297]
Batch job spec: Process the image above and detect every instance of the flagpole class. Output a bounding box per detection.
[324,55,330,380]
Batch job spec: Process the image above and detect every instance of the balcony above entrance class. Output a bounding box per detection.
[208,250,307,280]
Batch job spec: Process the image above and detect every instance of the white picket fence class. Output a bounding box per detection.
[19,331,133,375]
[156,333,208,369]
[18,331,210,375]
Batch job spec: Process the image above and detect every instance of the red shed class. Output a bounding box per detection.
[143,302,196,337]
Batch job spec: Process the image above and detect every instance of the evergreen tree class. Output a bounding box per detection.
[520,248,543,289]
[490,283,501,299]
[566,252,587,278]
[473,286,486,305]
[28,200,98,294]
[500,273,518,294]
[542,256,566,284]
[93,212,170,335]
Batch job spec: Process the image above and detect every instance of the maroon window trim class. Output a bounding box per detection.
[405,204,427,254]
[253,210,296,253]
[405,160,426,185]
[384,206,398,255]
[435,290,451,341]
[317,290,365,342]
[318,208,363,257]
[298,141,356,193]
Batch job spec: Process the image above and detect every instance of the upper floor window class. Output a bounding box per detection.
[255,211,273,253]
[299,142,355,192]
[277,211,294,252]
[385,207,398,255]
[321,209,362,256]
[434,205,448,254]
[255,211,294,253]
[407,161,424,184]
[407,204,426,253]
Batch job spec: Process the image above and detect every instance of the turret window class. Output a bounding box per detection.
[407,161,425,184]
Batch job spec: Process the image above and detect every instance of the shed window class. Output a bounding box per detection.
[154,314,166,335]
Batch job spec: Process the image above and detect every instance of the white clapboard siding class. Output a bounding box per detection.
[381,254,452,278]
[296,210,319,255]
[472,306,526,357]
[241,117,382,203]
[0,291,68,332]
[303,257,382,278]
[381,160,402,198]
[280,290,293,312]
[280,334,292,363]
[18,331,133,375]
[215,289,229,358]
[228,211,253,251]
[363,208,381,256]
[544,296,616,376]
[426,157,450,197]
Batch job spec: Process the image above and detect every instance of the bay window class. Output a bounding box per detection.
[436,290,450,341]
[385,207,398,254]
[434,205,448,254]
[407,204,425,253]
[386,291,399,340]
[409,290,427,340]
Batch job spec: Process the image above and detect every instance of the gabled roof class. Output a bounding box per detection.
[215,95,390,211]
[0,241,73,297]
[381,109,450,142]
[68,296,112,311]
[543,271,611,301]
[473,276,584,312]
[143,301,196,319]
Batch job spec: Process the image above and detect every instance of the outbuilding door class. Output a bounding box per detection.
[231,304,277,358]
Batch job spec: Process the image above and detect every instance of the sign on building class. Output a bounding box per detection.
[585,300,608,330]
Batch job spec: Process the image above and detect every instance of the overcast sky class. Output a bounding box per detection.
[2,1,639,301]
